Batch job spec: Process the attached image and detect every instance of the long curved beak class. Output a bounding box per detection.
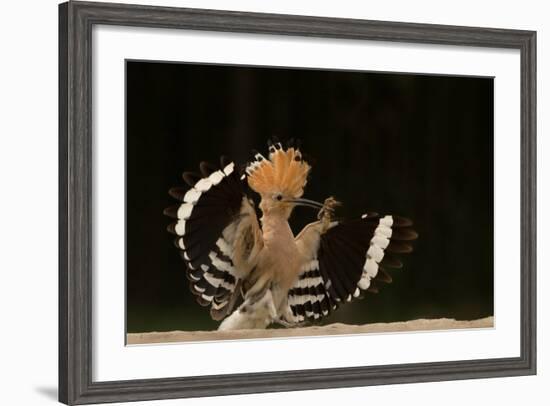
[284,198,324,209]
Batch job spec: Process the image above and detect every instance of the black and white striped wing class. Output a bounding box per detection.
[288,214,417,323]
[165,158,263,320]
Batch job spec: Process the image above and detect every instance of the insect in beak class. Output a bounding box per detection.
[284,198,324,210]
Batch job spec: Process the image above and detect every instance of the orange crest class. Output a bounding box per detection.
[246,142,311,198]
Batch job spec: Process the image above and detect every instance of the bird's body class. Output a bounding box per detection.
[219,199,307,330]
[165,139,417,330]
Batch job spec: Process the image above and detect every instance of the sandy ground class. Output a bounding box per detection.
[127,316,493,344]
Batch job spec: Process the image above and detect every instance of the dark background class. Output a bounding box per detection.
[126,61,494,333]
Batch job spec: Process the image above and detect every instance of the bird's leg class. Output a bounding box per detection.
[272,318,298,328]
[272,305,307,328]
[272,315,309,328]
[317,196,341,231]
[273,302,308,328]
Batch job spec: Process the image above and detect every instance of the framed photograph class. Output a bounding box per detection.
[59,1,536,404]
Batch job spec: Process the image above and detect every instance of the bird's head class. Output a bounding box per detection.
[246,139,323,220]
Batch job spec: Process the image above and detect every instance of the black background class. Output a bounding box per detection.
[126,61,493,333]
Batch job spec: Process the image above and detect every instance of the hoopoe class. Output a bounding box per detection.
[165,139,417,330]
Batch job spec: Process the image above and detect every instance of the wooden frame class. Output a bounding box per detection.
[59,1,537,404]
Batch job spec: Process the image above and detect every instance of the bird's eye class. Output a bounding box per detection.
[275,194,283,201]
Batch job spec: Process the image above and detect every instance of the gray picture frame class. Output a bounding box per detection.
[59,1,537,404]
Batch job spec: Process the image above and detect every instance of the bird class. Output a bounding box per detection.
[164,138,418,331]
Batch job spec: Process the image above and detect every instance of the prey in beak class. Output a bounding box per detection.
[285,196,341,224]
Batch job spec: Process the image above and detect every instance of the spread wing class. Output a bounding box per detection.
[165,158,263,320]
[287,213,417,323]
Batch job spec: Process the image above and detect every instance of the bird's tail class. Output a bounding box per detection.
[218,290,276,331]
